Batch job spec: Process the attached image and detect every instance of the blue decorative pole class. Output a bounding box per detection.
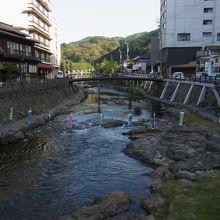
[28,109,32,124]
[128,114,132,128]
[153,112,156,128]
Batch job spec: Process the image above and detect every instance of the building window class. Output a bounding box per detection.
[162,22,166,30]
[161,11,167,20]
[35,50,40,58]
[7,41,16,54]
[161,0,167,11]
[177,33,191,41]
[29,65,37,73]
[217,33,220,41]
[203,20,212,25]
[204,8,213,13]
[203,32,212,37]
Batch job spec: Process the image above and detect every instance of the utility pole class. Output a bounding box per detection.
[118,48,122,64]
[125,41,129,60]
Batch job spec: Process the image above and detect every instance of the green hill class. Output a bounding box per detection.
[61,36,122,63]
[61,29,159,71]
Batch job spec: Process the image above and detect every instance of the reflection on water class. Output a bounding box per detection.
[0,87,156,220]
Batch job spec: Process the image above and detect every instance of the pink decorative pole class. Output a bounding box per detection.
[69,113,73,128]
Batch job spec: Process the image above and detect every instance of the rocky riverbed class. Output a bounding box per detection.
[122,123,220,218]
[64,122,220,219]
[123,124,220,180]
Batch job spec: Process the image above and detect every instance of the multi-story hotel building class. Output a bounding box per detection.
[0,0,60,78]
[160,0,220,75]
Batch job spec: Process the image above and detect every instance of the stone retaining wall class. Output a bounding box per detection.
[0,88,84,146]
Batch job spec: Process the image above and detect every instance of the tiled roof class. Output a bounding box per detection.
[0,22,27,37]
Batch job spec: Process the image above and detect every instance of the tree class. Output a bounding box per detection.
[95,60,121,73]
[1,62,18,82]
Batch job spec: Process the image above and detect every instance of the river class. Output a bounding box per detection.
[0,87,161,220]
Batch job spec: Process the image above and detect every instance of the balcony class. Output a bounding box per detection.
[28,25,51,41]
[2,51,40,62]
[24,6,51,26]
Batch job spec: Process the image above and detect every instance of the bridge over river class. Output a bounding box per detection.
[69,73,220,107]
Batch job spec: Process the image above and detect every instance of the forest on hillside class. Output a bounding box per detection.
[61,29,159,71]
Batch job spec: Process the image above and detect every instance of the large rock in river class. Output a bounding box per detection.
[123,124,220,178]
[70,191,130,219]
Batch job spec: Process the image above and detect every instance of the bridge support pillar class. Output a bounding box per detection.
[160,81,169,99]
[197,86,206,106]
[170,82,181,102]
[97,82,101,113]
[140,81,143,88]
[144,81,148,89]
[183,84,194,104]
[147,81,153,94]
[128,81,132,110]
[211,88,220,107]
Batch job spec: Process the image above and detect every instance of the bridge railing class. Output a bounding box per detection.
[71,72,163,79]
[69,72,220,85]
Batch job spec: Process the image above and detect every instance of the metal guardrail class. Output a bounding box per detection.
[168,75,220,85]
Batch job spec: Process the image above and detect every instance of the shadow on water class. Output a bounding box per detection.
[0,87,158,220]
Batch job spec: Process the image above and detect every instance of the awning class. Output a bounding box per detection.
[37,63,54,69]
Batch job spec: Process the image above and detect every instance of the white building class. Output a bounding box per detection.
[49,18,61,78]
[0,0,60,78]
[160,0,220,75]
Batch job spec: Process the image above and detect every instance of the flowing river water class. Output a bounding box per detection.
[0,87,162,220]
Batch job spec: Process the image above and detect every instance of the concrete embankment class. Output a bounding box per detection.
[139,81,220,123]
[146,80,219,107]
[0,86,85,146]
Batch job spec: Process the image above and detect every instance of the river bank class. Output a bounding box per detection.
[0,88,85,146]
[122,113,220,219]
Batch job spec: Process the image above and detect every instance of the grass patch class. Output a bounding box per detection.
[156,176,220,220]
[185,113,220,134]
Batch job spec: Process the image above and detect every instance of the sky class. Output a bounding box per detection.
[52,0,160,43]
